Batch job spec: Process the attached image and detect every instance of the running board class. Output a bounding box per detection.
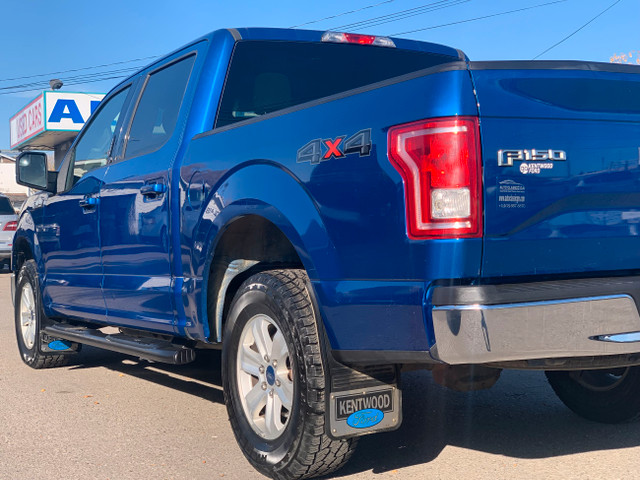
[43,324,196,365]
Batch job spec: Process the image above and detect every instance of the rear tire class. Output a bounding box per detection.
[546,367,640,423]
[222,269,357,480]
[15,260,72,369]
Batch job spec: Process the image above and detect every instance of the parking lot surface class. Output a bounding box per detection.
[2,271,640,479]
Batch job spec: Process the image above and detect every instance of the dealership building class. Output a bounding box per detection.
[5,90,104,207]
[10,90,105,168]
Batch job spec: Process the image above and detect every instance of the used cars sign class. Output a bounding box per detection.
[10,91,105,149]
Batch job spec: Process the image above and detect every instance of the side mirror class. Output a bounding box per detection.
[16,152,57,193]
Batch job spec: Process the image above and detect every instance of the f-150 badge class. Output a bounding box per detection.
[297,129,372,165]
[498,149,566,175]
[498,149,566,167]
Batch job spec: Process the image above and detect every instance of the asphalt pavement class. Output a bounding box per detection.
[2,271,640,479]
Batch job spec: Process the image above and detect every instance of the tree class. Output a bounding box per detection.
[610,51,640,64]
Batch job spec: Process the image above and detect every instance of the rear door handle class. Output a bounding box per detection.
[140,183,166,195]
[140,183,167,199]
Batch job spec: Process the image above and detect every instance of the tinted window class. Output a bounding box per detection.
[217,41,455,128]
[0,197,14,215]
[125,55,196,159]
[66,87,130,189]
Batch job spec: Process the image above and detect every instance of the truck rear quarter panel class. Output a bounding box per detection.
[180,66,482,351]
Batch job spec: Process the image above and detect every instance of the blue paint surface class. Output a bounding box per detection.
[472,67,640,279]
[12,27,640,359]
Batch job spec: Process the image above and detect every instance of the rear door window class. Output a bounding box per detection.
[124,55,196,159]
[216,41,455,128]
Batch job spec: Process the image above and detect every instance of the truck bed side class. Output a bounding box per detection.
[180,64,480,354]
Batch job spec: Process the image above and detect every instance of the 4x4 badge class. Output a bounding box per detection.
[297,129,372,165]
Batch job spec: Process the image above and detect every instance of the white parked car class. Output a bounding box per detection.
[0,194,17,270]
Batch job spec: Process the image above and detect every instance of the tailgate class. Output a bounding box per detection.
[471,62,640,278]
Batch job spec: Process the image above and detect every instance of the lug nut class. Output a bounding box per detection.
[264,355,270,362]
[259,366,265,374]
[272,360,277,367]
[261,382,267,390]
[269,390,274,397]
[275,379,281,387]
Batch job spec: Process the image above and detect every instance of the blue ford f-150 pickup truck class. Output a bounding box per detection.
[12,27,640,479]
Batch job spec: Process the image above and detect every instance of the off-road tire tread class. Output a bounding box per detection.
[225,269,357,480]
[16,260,69,369]
[31,352,69,369]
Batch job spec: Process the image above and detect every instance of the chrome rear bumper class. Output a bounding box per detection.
[431,294,640,365]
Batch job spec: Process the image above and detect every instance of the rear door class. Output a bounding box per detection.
[472,63,640,278]
[99,48,199,331]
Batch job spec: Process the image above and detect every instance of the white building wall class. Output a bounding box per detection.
[0,164,29,195]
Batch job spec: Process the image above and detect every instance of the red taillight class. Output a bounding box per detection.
[3,221,17,232]
[388,116,482,240]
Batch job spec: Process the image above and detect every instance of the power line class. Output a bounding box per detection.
[0,56,158,83]
[0,74,132,96]
[0,66,144,92]
[289,0,396,28]
[4,1,455,95]
[335,0,467,31]
[0,1,479,94]
[390,0,567,36]
[333,0,470,31]
[533,0,622,59]
[0,66,146,98]
[0,0,592,97]
[0,63,150,95]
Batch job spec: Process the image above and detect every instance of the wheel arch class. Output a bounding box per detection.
[207,214,306,342]
[185,162,339,343]
[12,235,34,274]
[12,210,43,298]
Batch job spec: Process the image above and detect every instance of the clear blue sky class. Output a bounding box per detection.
[0,0,635,150]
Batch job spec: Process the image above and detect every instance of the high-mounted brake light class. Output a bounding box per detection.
[3,221,17,232]
[321,31,396,48]
[388,117,482,239]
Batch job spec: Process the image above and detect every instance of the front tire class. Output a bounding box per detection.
[222,269,357,480]
[546,367,640,423]
[15,260,71,369]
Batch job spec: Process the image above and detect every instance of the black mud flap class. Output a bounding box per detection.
[40,331,80,354]
[326,356,402,439]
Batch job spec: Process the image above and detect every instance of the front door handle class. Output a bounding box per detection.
[79,196,99,209]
